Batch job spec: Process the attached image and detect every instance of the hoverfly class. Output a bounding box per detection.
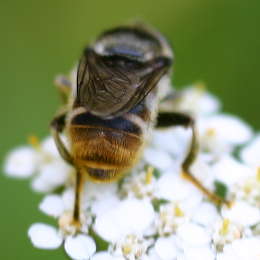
[51,24,227,230]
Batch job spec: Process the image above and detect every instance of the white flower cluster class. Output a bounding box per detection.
[4,85,260,260]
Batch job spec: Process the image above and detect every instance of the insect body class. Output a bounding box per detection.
[71,27,172,181]
[51,24,227,230]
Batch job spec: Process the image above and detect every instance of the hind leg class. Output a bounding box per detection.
[156,112,230,206]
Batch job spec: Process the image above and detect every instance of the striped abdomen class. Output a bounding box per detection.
[68,101,152,182]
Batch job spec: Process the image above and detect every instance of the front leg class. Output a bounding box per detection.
[50,112,74,165]
[156,112,230,206]
[54,74,72,104]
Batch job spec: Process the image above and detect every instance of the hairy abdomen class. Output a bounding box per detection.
[69,112,144,182]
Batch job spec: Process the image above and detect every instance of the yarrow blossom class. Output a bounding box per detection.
[4,84,260,260]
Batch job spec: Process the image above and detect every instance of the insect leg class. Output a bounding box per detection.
[54,75,72,104]
[156,112,230,206]
[51,113,85,229]
[71,168,84,228]
[50,112,74,165]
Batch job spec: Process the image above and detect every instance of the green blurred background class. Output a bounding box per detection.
[0,0,259,259]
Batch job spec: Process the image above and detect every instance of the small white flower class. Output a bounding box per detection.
[110,234,152,260]
[233,168,260,207]
[4,146,37,178]
[213,218,242,251]
[120,167,157,200]
[155,202,187,236]
[64,234,96,260]
[28,223,62,249]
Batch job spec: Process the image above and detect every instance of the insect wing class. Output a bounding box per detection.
[76,48,171,118]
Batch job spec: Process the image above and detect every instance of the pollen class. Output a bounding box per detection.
[122,244,132,255]
[219,218,230,236]
[145,166,154,185]
[28,135,40,149]
[195,81,206,92]
[206,128,216,137]
[243,183,252,194]
[174,204,184,217]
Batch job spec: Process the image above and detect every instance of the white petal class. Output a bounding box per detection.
[28,223,62,249]
[198,92,221,115]
[177,223,211,246]
[155,171,202,201]
[94,213,121,243]
[199,114,252,145]
[39,194,64,217]
[181,194,204,216]
[41,136,62,158]
[84,182,118,202]
[192,202,220,227]
[240,135,260,167]
[32,160,71,192]
[143,148,173,171]
[91,195,120,217]
[148,248,163,260]
[220,238,260,260]
[92,252,116,260]
[154,236,178,260]
[152,127,190,158]
[64,234,96,260]
[40,160,71,186]
[4,147,37,178]
[173,87,220,116]
[31,174,53,193]
[176,252,186,260]
[82,182,119,215]
[94,198,154,242]
[141,254,154,260]
[212,155,252,186]
[216,252,237,260]
[183,246,215,260]
[222,201,260,226]
[62,188,74,211]
[189,154,215,188]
